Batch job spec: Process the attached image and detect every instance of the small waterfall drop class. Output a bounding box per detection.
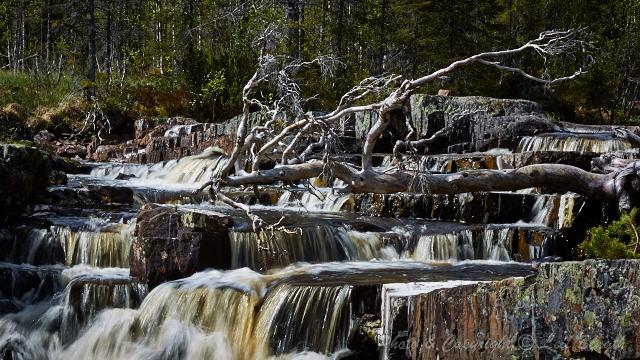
[410,231,475,262]
[230,226,372,271]
[481,228,512,261]
[16,221,135,268]
[254,284,352,357]
[528,196,557,227]
[299,192,352,212]
[57,268,264,360]
[59,222,134,268]
[59,272,148,341]
[87,148,228,187]
[276,190,352,212]
[517,134,632,153]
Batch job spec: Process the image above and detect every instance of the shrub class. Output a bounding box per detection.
[579,208,640,259]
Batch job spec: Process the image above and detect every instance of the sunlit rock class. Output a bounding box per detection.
[130,205,234,287]
[385,260,640,359]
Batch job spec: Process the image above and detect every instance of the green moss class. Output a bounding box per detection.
[589,337,602,353]
[583,311,597,328]
[614,333,627,350]
[565,288,581,305]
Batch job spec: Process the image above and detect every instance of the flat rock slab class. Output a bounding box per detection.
[384,259,640,359]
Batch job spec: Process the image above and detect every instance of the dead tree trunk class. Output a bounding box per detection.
[195,29,640,228]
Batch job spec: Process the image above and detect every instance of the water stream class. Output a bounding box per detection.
[1,145,562,359]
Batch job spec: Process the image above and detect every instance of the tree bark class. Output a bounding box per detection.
[220,160,640,212]
[86,0,96,100]
[105,0,112,89]
[285,0,302,59]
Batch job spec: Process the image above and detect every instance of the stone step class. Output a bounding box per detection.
[129,205,562,286]
[380,259,640,359]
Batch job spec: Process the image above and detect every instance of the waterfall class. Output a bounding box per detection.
[0,262,64,310]
[276,190,294,207]
[517,134,632,153]
[40,268,354,359]
[87,148,228,188]
[59,273,148,341]
[528,196,557,227]
[48,268,263,360]
[410,231,474,262]
[276,190,352,212]
[8,228,63,265]
[230,226,382,271]
[299,192,352,212]
[0,268,145,359]
[481,228,512,261]
[254,284,352,357]
[59,223,134,268]
[15,221,135,268]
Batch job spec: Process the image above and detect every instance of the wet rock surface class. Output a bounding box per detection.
[130,205,234,287]
[0,263,63,314]
[39,184,134,207]
[386,260,640,359]
[0,144,53,222]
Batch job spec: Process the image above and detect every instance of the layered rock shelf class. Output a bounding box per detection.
[2,95,640,359]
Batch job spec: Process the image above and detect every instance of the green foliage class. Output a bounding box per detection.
[0,70,77,115]
[192,70,226,120]
[0,0,639,125]
[579,209,640,259]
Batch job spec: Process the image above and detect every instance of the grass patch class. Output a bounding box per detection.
[0,71,79,114]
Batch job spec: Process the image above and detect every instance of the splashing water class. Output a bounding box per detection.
[86,148,228,189]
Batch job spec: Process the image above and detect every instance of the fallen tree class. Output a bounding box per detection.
[195,28,640,228]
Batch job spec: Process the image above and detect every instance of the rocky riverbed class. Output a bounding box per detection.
[1,95,640,359]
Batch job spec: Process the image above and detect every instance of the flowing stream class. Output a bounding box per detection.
[0,136,585,359]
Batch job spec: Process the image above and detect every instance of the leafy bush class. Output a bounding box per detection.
[579,208,640,259]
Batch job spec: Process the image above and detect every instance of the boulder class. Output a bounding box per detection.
[55,141,88,158]
[350,95,558,154]
[0,144,53,222]
[130,205,234,287]
[49,170,68,185]
[386,260,640,359]
[89,144,125,162]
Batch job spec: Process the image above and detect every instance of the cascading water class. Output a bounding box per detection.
[276,190,352,212]
[59,223,134,268]
[85,148,228,188]
[59,273,148,341]
[229,226,383,271]
[516,134,632,153]
[12,221,135,268]
[254,284,352,357]
[480,228,511,261]
[528,196,557,227]
[0,267,146,359]
[410,231,475,262]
